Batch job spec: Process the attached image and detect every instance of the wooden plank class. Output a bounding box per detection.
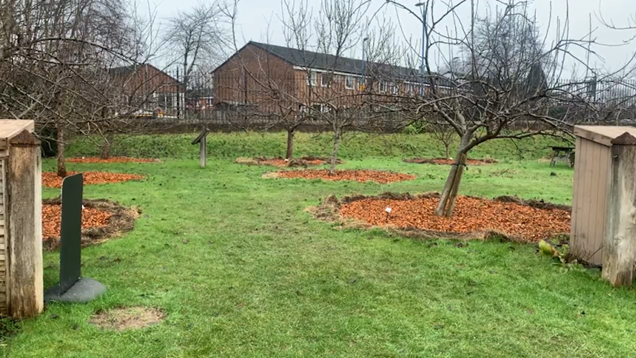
[586,144,603,265]
[602,133,636,286]
[7,131,43,318]
[593,146,611,264]
[572,138,590,261]
[570,136,582,251]
[575,126,636,147]
[0,120,35,142]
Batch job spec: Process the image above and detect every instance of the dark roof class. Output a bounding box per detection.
[248,41,422,79]
[214,41,454,86]
[108,64,180,83]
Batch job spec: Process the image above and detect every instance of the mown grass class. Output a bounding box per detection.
[6,132,636,357]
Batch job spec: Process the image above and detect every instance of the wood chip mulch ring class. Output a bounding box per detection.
[236,156,341,168]
[42,171,145,188]
[264,169,416,184]
[42,198,140,250]
[68,157,161,164]
[404,158,498,165]
[309,192,571,243]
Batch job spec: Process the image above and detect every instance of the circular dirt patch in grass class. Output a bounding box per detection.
[68,157,160,164]
[42,198,139,250]
[89,307,165,331]
[404,158,497,165]
[42,171,144,188]
[267,169,416,184]
[313,193,570,242]
[236,156,339,167]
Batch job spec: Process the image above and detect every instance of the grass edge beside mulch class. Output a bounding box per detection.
[308,192,571,243]
[403,158,498,165]
[42,198,140,250]
[236,156,342,167]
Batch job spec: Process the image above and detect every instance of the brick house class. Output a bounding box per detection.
[109,64,184,117]
[212,41,439,115]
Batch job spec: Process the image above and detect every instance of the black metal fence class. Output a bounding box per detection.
[124,70,636,133]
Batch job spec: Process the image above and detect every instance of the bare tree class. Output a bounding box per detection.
[383,0,636,216]
[0,0,147,176]
[311,0,370,174]
[165,2,229,117]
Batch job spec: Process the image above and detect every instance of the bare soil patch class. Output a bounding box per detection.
[236,156,340,167]
[42,171,144,188]
[68,157,160,164]
[89,307,165,331]
[404,158,497,165]
[267,169,416,184]
[311,192,570,242]
[42,198,139,250]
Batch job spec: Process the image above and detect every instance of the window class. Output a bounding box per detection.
[321,73,333,87]
[380,81,387,93]
[391,83,399,95]
[345,76,354,89]
[406,83,415,95]
[307,71,318,86]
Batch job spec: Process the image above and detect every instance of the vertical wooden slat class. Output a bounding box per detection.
[0,159,6,315]
[570,136,582,249]
[573,138,590,260]
[602,133,636,286]
[592,145,611,264]
[586,144,602,264]
[7,130,43,318]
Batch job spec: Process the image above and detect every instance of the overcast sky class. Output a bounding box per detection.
[153,0,636,75]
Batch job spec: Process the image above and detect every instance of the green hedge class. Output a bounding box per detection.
[66,131,569,161]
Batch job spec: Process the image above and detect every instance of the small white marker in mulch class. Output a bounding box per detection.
[385,207,392,222]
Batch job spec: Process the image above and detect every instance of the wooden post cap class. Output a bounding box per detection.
[10,130,41,147]
[611,132,636,145]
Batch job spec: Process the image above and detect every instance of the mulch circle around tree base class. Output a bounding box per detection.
[42,198,140,250]
[89,307,165,331]
[236,156,341,167]
[310,192,571,243]
[265,169,416,184]
[42,171,145,188]
[404,158,498,165]
[68,157,160,164]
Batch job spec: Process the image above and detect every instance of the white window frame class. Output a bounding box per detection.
[391,83,399,95]
[380,81,387,93]
[345,76,354,89]
[307,71,318,86]
[321,73,331,87]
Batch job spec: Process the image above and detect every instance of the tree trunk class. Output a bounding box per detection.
[285,128,295,165]
[56,126,67,178]
[444,144,451,160]
[444,153,467,216]
[100,133,114,159]
[329,128,341,175]
[435,149,468,217]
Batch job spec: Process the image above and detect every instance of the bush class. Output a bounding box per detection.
[66,131,568,161]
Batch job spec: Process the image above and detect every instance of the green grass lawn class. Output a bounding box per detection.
[4,132,635,357]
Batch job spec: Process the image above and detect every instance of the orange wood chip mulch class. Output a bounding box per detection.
[339,195,570,242]
[42,204,112,241]
[260,158,326,167]
[273,169,416,184]
[404,158,497,165]
[42,171,144,188]
[68,157,159,164]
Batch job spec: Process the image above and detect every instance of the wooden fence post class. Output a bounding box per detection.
[602,132,636,287]
[7,130,43,318]
[200,135,207,168]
